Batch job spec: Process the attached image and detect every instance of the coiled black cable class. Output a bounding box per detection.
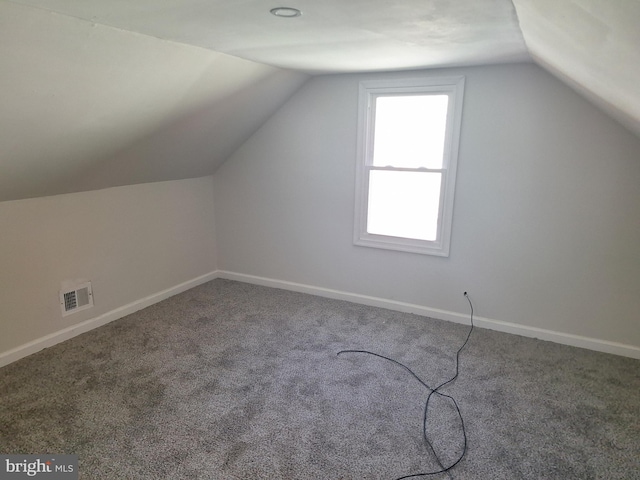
[337,292,475,479]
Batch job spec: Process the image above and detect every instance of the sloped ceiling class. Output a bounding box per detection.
[512,0,640,140]
[8,0,530,72]
[0,2,309,201]
[1,0,638,201]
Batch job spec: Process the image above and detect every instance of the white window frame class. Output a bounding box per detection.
[353,76,465,257]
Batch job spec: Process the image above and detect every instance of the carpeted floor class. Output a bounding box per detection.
[1,279,639,479]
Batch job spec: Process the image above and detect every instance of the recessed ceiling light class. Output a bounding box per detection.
[270,7,302,18]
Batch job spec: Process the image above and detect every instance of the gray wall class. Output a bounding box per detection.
[214,63,640,349]
[0,177,217,356]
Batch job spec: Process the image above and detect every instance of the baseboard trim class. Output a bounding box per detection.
[0,271,219,368]
[217,270,640,360]
[4,269,638,367]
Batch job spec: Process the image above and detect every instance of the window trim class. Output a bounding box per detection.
[353,76,465,257]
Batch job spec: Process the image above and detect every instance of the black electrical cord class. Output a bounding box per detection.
[337,292,475,479]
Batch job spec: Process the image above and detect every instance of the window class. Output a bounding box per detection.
[353,76,465,256]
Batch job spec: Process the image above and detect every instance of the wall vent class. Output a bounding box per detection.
[60,281,93,316]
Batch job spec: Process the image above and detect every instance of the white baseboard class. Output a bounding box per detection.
[4,269,638,367]
[217,270,640,360]
[0,271,219,368]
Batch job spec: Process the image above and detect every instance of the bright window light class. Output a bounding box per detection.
[366,94,448,241]
[373,95,449,169]
[353,76,465,256]
[367,170,441,241]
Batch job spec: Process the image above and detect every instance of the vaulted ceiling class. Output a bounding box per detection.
[1,0,638,201]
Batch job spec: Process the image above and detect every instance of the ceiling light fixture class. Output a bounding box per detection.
[270,7,302,18]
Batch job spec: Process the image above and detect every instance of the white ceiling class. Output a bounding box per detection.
[513,0,640,139]
[1,0,639,201]
[10,0,531,72]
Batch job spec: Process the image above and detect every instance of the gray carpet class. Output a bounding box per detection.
[1,279,638,479]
